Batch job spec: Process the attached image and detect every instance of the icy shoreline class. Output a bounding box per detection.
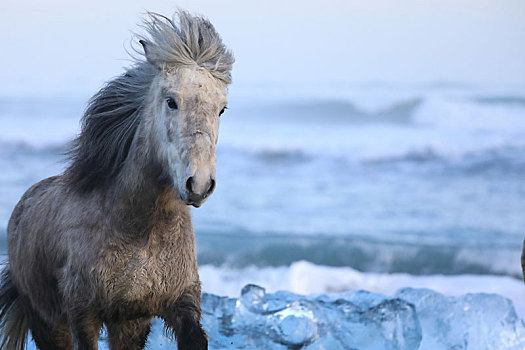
[200,261,525,321]
[198,285,525,349]
[20,283,525,349]
[149,284,525,349]
[117,284,525,349]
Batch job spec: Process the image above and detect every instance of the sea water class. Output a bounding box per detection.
[1,83,524,316]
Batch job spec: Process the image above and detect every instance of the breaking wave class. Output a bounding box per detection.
[194,231,523,278]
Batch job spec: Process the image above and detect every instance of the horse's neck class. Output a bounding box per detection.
[110,140,181,236]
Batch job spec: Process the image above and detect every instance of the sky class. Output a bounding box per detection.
[0,0,524,96]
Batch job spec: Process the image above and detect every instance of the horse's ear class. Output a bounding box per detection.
[139,39,147,51]
[139,39,162,70]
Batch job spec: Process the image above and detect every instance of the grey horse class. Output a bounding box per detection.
[0,10,233,350]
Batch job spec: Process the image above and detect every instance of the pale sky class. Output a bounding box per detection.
[1,0,524,96]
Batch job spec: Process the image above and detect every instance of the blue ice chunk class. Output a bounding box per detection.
[396,288,525,350]
[204,286,421,349]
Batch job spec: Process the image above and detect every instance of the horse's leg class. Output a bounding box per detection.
[68,309,102,350]
[27,316,72,349]
[28,319,56,350]
[22,295,72,350]
[162,288,207,350]
[53,322,74,349]
[106,317,153,350]
[27,314,67,350]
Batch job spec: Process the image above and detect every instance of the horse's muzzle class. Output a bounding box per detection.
[182,176,216,207]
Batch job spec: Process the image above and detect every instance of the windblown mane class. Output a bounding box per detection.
[65,11,234,193]
[65,63,154,193]
[138,11,234,83]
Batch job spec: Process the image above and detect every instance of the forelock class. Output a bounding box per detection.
[138,10,234,84]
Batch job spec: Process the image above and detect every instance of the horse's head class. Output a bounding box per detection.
[140,12,233,207]
[148,65,227,207]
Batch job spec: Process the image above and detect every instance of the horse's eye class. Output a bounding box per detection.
[166,98,178,110]
[219,107,227,117]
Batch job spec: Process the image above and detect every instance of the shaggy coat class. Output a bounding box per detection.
[0,10,233,350]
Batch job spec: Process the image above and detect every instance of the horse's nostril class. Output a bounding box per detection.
[185,176,194,194]
[206,179,216,197]
[185,176,214,202]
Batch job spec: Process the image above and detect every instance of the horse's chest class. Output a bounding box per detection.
[95,226,198,311]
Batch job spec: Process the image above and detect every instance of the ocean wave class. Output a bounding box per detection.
[413,95,525,130]
[194,231,523,278]
[0,141,66,155]
[220,144,525,177]
[473,95,525,107]
[362,145,525,174]
[217,94,525,165]
[259,98,422,124]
